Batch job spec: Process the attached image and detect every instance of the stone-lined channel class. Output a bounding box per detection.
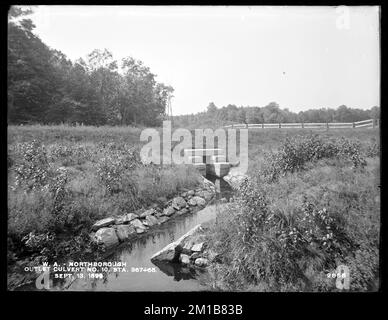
[20,176,233,291]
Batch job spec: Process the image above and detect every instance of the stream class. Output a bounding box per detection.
[18,176,233,291]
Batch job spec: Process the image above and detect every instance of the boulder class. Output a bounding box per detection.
[191,196,206,207]
[188,198,197,206]
[131,219,147,233]
[194,258,209,267]
[124,213,139,223]
[191,242,205,252]
[172,196,187,210]
[180,254,191,265]
[150,241,182,262]
[158,216,170,224]
[145,214,159,227]
[182,242,193,255]
[187,190,195,196]
[140,208,156,218]
[155,211,164,218]
[116,225,136,242]
[130,218,144,228]
[91,217,115,231]
[190,252,202,260]
[94,227,119,247]
[177,208,189,216]
[163,206,176,216]
[151,224,202,263]
[114,216,126,225]
[197,190,213,201]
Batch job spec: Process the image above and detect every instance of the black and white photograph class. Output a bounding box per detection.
[7,5,381,294]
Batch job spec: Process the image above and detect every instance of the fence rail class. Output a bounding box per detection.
[224,119,378,130]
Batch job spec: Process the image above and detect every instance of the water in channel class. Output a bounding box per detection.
[18,176,233,291]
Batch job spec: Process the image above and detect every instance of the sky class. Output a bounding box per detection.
[26,6,380,115]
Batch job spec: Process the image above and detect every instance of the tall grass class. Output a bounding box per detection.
[205,134,380,292]
[7,129,202,267]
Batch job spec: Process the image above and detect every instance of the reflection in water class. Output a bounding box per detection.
[18,178,232,291]
[152,261,202,282]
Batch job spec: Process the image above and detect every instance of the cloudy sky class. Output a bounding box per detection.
[27,6,380,115]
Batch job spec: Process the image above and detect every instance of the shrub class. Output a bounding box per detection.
[335,138,367,169]
[49,144,92,166]
[344,243,379,291]
[96,154,138,194]
[8,167,72,238]
[261,135,367,182]
[365,141,380,158]
[207,169,378,291]
[49,167,70,216]
[13,140,50,190]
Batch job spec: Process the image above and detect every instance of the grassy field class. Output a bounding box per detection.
[7,125,380,291]
[205,128,380,291]
[7,124,203,288]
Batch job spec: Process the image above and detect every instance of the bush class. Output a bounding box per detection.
[207,165,379,291]
[96,154,139,194]
[49,144,92,166]
[13,140,50,190]
[234,179,351,286]
[261,135,367,182]
[365,141,380,158]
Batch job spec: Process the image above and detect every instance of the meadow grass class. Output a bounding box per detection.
[7,125,202,273]
[7,125,380,291]
[205,130,380,292]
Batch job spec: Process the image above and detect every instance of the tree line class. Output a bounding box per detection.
[173,102,380,128]
[8,7,379,129]
[8,7,174,126]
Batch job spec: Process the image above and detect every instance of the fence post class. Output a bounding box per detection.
[326,122,329,131]
[352,122,355,129]
[262,122,264,129]
[279,123,281,129]
[373,119,375,128]
[302,122,304,129]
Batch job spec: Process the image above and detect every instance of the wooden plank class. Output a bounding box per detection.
[354,119,373,125]
[263,124,280,127]
[328,126,355,129]
[304,123,327,126]
[224,121,376,129]
[328,122,354,126]
[355,122,373,128]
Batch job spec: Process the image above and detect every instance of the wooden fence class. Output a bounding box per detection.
[224,119,378,130]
